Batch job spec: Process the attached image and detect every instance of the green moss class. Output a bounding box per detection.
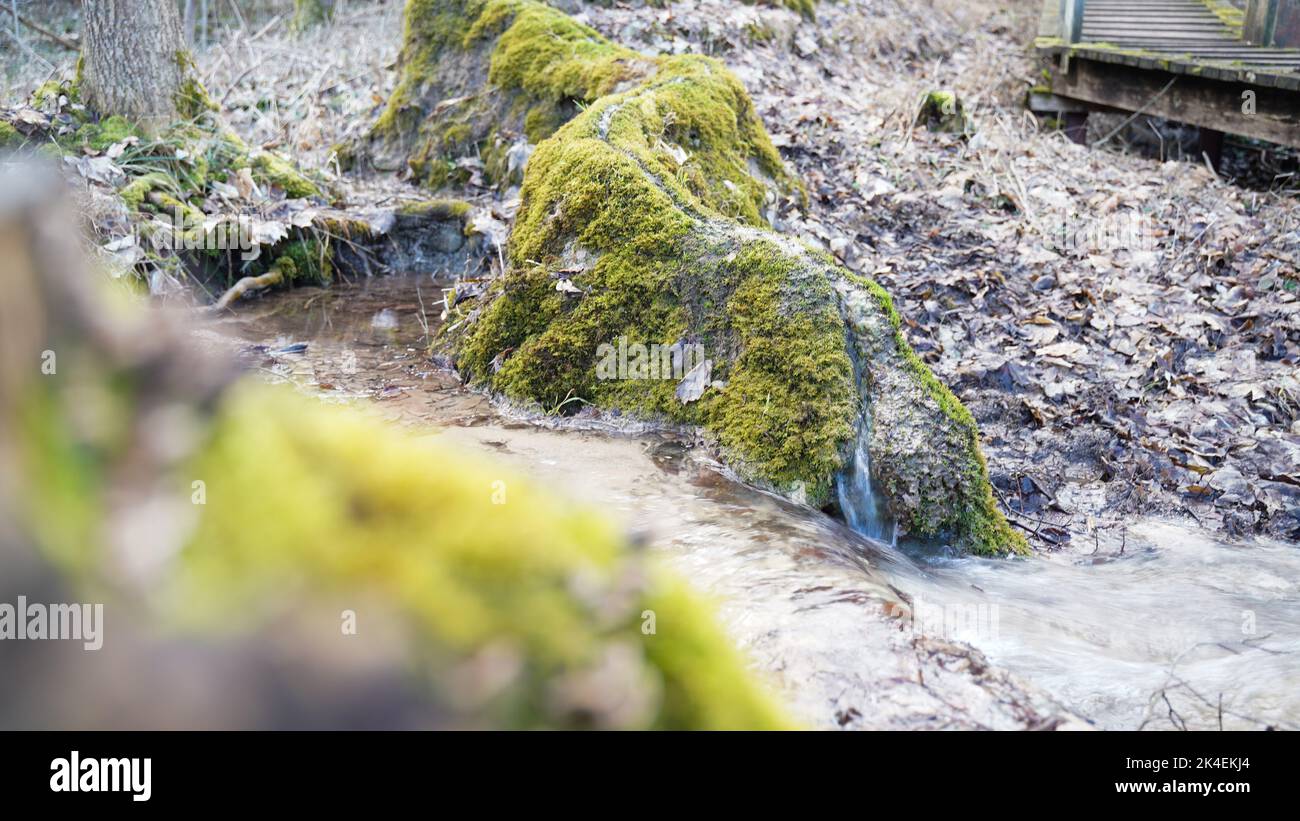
[119,172,170,210]
[0,120,21,148]
[279,236,334,283]
[369,0,657,189]
[33,75,79,109]
[916,90,969,134]
[75,115,140,152]
[119,171,201,224]
[701,242,855,498]
[251,151,321,198]
[155,192,205,225]
[472,0,643,104]
[396,198,473,221]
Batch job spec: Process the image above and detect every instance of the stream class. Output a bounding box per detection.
[203,273,1300,731]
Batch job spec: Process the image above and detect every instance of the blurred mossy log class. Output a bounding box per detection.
[0,163,789,729]
[358,0,1021,554]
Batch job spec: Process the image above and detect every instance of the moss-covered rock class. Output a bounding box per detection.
[916,90,970,135]
[357,0,819,192]
[395,0,1019,553]
[354,0,659,187]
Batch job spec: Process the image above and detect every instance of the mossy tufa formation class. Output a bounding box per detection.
[367,0,1020,553]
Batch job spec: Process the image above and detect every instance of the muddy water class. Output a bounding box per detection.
[206,274,1300,731]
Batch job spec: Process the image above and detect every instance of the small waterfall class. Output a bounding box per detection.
[836,416,897,546]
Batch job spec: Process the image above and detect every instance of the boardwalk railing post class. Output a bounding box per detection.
[1061,0,1085,45]
[1245,1,1276,45]
[1246,0,1299,47]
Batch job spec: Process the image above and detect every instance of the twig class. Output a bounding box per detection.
[1094,77,1177,147]
[224,0,247,33]
[248,14,284,44]
[16,12,79,52]
[206,265,285,312]
[0,26,53,71]
[1201,150,1220,180]
[218,54,276,106]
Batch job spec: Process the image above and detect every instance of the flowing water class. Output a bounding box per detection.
[205,273,1300,731]
[835,413,897,546]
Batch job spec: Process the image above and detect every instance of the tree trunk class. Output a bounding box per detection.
[80,0,188,127]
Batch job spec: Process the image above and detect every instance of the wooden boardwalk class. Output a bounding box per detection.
[1035,0,1300,150]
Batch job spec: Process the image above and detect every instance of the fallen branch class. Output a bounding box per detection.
[0,26,53,72]
[207,265,286,312]
[17,13,79,52]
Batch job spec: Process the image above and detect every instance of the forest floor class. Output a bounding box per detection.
[3,0,1298,552]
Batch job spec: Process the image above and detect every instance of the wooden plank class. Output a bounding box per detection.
[1058,45,1300,89]
[1245,0,1278,45]
[1051,56,1300,147]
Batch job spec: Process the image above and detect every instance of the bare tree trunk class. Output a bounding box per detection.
[79,0,189,127]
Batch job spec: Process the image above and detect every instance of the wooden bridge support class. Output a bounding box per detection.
[1048,57,1300,150]
[1198,127,1225,171]
[1063,111,1089,145]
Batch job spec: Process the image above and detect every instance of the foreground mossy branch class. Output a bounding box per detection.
[182,385,791,728]
[16,330,789,730]
[384,0,1019,552]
